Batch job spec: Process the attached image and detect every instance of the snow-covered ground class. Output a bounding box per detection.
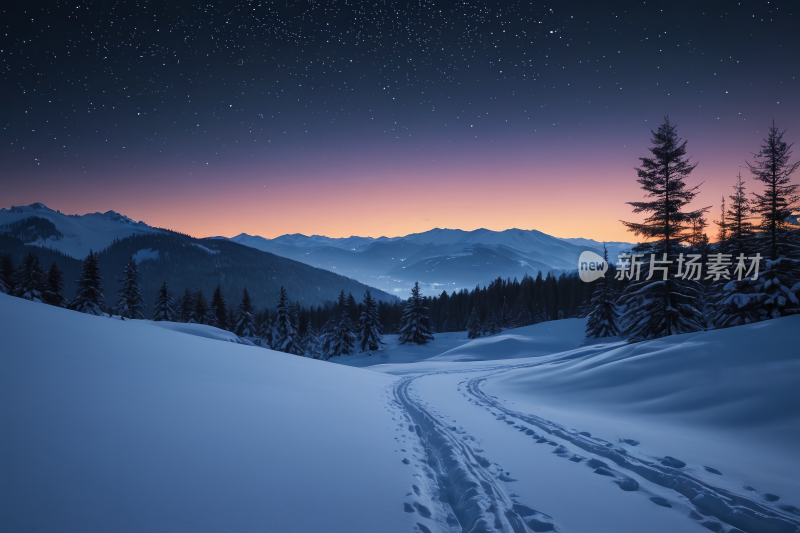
[0,294,416,533]
[2,293,799,533]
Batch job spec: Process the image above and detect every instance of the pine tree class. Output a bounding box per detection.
[228,307,237,333]
[193,289,209,324]
[12,252,45,302]
[710,122,800,323]
[69,250,105,316]
[325,292,356,357]
[466,307,482,339]
[727,173,754,251]
[42,262,66,307]
[0,254,15,295]
[115,259,145,319]
[210,284,228,330]
[234,288,256,337]
[514,307,533,328]
[483,311,501,335]
[585,246,621,339]
[255,309,273,348]
[689,214,710,254]
[357,290,385,352]
[618,117,708,340]
[320,315,337,357]
[273,286,304,354]
[748,121,800,261]
[303,324,323,358]
[714,196,728,244]
[152,282,175,321]
[178,288,194,323]
[398,282,434,344]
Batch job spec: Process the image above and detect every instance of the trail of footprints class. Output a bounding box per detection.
[389,376,559,533]
[461,375,800,533]
[384,364,800,533]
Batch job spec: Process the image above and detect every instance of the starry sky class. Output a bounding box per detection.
[2,0,799,241]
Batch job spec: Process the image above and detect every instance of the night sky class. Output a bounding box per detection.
[2,0,799,241]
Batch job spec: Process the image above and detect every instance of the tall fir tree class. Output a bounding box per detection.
[398,281,434,344]
[228,307,237,333]
[115,259,145,319]
[234,288,256,337]
[178,287,194,323]
[302,324,323,358]
[357,290,385,352]
[726,173,754,251]
[326,291,356,357]
[618,117,708,340]
[152,282,176,321]
[0,254,15,295]
[69,250,105,315]
[585,246,621,339]
[714,196,728,244]
[12,252,45,302]
[193,289,209,324]
[210,284,229,330]
[748,121,800,261]
[688,214,710,254]
[466,307,482,339]
[273,286,304,354]
[710,124,800,326]
[42,262,66,307]
[255,309,273,348]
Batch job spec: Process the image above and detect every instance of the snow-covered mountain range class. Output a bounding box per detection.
[0,203,634,297]
[0,203,398,307]
[215,229,635,295]
[0,202,161,259]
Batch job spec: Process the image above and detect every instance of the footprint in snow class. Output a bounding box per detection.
[650,496,672,508]
[704,466,722,475]
[660,456,686,468]
[412,501,432,518]
[416,523,432,533]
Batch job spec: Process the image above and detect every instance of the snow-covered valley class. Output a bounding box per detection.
[2,293,799,533]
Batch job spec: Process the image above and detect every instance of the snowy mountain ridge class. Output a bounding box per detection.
[0,202,161,258]
[216,228,636,295]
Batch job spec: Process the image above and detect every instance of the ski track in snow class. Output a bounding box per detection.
[392,373,557,533]
[389,353,800,533]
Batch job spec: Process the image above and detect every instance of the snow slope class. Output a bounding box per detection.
[368,318,800,532]
[428,319,589,362]
[0,202,161,258]
[0,294,416,533]
[4,291,799,533]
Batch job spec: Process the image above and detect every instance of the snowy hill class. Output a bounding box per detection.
[216,228,634,296]
[3,294,799,533]
[0,294,415,533]
[0,202,161,259]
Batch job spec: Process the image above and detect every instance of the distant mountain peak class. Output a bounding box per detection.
[2,202,53,214]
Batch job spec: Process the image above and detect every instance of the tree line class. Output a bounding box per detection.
[1,243,597,357]
[586,118,800,341]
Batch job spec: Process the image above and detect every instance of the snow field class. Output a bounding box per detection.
[0,294,416,533]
